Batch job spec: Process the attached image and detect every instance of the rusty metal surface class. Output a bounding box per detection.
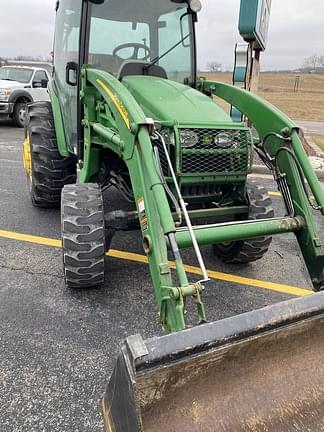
[139,316,324,431]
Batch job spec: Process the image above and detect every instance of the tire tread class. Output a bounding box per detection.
[62,183,106,288]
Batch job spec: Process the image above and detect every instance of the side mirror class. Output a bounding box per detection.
[41,79,48,88]
[66,62,78,86]
[180,13,190,48]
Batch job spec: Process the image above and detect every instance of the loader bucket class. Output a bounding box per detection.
[102,292,324,431]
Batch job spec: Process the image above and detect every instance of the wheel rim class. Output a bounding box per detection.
[18,106,27,125]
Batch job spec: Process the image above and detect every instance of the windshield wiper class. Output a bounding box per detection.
[144,33,191,71]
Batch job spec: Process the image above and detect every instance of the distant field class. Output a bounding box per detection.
[201,72,324,122]
[312,134,324,151]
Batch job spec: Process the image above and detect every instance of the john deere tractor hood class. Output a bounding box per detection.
[122,76,232,125]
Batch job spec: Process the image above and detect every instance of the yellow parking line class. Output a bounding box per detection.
[0,229,311,297]
[0,229,61,248]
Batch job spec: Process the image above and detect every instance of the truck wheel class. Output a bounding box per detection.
[25,101,76,207]
[213,184,274,263]
[12,101,28,127]
[61,183,106,288]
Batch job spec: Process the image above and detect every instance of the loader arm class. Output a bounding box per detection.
[202,80,324,290]
[77,68,324,335]
[80,67,206,333]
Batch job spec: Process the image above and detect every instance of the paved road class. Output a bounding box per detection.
[295,120,324,134]
[0,119,323,431]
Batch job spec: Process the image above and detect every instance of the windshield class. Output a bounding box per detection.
[0,67,33,83]
[88,0,194,85]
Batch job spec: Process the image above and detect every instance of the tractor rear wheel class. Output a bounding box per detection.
[61,183,106,288]
[25,101,76,207]
[213,183,274,263]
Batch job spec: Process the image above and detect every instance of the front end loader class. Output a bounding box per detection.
[23,0,324,430]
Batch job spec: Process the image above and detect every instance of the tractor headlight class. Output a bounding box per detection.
[0,89,12,102]
[189,0,202,13]
[180,129,199,148]
[214,131,233,149]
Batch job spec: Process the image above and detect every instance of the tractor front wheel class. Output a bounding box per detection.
[213,183,274,263]
[61,183,106,288]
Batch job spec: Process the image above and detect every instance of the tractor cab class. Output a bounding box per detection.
[55,0,199,86]
[87,0,199,85]
[53,0,201,152]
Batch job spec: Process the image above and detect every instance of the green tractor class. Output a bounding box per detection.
[23,0,324,430]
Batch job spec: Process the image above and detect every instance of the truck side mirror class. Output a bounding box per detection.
[41,79,48,88]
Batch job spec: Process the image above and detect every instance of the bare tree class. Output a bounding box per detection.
[0,57,8,67]
[319,55,324,67]
[303,54,320,71]
[14,55,44,62]
[207,61,222,72]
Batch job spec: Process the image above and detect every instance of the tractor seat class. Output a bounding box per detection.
[117,60,168,80]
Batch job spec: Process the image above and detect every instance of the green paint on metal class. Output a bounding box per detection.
[122,75,233,124]
[75,66,324,331]
[174,206,249,220]
[175,216,304,249]
[290,130,324,214]
[203,80,324,290]
[79,66,206,332]
[48,81,69,157]
[202,81,296,137]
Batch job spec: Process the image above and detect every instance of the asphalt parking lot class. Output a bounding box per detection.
[0,119,323,431]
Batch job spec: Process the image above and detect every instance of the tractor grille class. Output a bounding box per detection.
[156,143,169,176]
[182,150,248,173]
[154,128,253,177]
[180,128,252,174]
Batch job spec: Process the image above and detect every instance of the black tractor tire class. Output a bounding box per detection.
[213,183,274,263]
[61,183,106,288]
[25,101,76,207]
[12,101,28,127]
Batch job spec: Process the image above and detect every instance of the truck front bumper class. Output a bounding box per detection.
[0,102,14,116]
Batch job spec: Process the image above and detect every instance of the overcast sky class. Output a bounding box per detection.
[0,0,323,71]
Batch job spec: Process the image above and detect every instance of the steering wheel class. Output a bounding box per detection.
[113,43,151,61]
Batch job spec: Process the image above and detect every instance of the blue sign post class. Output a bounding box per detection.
[231,0,272,122]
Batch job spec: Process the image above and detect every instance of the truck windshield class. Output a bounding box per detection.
[88,0,194,85]
[0,67,33,83]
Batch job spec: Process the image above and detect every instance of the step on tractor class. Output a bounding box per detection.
[23,0,324,430]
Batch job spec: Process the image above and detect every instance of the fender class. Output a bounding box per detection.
[47,80,70,157]
[8,89,33,104]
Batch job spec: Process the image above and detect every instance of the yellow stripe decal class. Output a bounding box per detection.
[0,229,311,297]
[269,191,315,200]
[96,79,130,129]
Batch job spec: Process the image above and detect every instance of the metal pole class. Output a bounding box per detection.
[175,216,304,249]
[154,131,209,282]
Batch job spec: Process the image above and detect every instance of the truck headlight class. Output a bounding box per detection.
[180,130,199,148]
[0,89,12,102]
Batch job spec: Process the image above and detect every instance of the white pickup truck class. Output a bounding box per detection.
[0,65,50,127]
